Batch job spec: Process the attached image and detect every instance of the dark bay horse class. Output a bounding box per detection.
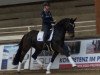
[13,18,76,74]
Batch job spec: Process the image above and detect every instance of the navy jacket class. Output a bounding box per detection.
[41,10,54,30]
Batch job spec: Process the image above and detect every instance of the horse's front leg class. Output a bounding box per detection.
[32,49,43,68]
[46,51,59,74]
[63,44,77,68]
[68,56,76,67]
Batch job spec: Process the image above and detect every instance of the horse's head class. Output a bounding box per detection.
[54,17,76,39]
[64,18,76,38]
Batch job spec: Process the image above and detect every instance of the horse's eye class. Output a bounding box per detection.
[69,23,73,26]
[70,23,75,28]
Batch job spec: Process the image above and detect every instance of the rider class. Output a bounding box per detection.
[41,2,55,43]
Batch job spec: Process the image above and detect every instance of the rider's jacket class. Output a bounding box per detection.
[41,10,54,30]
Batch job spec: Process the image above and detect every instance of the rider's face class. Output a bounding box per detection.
[44,6,50,11]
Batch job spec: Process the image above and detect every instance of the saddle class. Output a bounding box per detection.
[37,28,54,41]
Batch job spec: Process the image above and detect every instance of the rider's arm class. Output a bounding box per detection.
[41,11,46,22]
[49,11,54,23]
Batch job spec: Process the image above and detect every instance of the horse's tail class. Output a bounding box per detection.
[12,36,24,65]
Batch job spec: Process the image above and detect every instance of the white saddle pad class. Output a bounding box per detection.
[37,29,54,41]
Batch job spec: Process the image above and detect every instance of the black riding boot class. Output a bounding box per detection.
[43,27,51,43]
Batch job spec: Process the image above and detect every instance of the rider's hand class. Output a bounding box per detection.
[51,20,56,23]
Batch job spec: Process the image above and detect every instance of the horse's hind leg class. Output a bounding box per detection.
[19,45,31,63]
[32,49,43,67]
[17,43,31,72]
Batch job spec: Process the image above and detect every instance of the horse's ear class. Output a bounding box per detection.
[73,17,77,22]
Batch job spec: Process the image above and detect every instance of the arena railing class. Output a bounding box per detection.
[0,20,96,41]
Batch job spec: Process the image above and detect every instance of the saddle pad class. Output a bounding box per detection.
[37,29,54,41]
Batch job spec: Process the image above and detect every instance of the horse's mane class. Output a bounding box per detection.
[54,18,70,29]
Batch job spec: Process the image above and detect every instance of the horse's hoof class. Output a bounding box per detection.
[40,67,43,70]
[72,66,77,70]
[39,65,44,69]
[73,66,77,68]
[17,71,21,74]
[46,70,51,74]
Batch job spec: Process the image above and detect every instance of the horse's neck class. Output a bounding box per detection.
[53,26,66,42]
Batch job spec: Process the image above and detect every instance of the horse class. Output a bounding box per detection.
[13,18,77,74]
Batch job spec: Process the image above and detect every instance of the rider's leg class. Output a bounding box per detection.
[43,25,51,43]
